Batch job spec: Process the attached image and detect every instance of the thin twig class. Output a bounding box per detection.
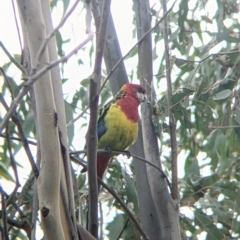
[60,183,79,240]
[0,42,26,74]
[58,127,79,238]
[25,35,93,85]
[190,50,240,83]
[31,179,39,240]
[11,0,23,52]
[7,217,31,239]
[100,3,175,91]
[162,0,178,200]
[71,153,153,240]
[6,124,20,187]
[0,92,39,178]
[0,68,14,99]
[99,179,150,240]
[70,155,87,168]
[116,218,129,240]
[0,0,93,133]
[33,0,80,72]
[131,153,172,191]
[208,125,240,130]
[9,175,35,219]
[0,133,37,145]
[0,26,94,133]
[71,148,162,172]
[70,149,172,191]
[12,112,39,177]
[66,106,89,127]
[0,1,89,133]
[1,188,9,240]
[0,86,28,133]
[6,185,19,209]
[23,4,94,86]
[99,202,103,239]
[4,191,25,218]
[87,0,111,237]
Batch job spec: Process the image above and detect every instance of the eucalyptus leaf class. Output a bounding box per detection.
[213,89,232,100]
[122,169,139,215]
[174,58,195,72]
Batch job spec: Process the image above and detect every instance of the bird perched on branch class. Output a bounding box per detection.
[82,83,146,182]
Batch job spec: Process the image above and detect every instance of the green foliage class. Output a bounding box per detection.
[0,160,14,182]
[153,0,240,238]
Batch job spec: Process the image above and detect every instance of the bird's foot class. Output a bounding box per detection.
[104,146,112,155]
[123,150,131,158]
[80,166,87,173]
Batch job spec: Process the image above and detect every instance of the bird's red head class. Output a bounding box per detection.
[121,83,147,103]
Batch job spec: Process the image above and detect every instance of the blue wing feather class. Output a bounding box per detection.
[97,118,107,139]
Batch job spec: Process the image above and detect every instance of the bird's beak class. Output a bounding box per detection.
[137,92,147,103]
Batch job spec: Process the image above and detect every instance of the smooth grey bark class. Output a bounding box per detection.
[17,0,65,238]
[41,0,78,237]
[88,0,112,237]
[97,0,128,93]
[133,0,181,239]
[131,125,162,240]
[20,24,40,240]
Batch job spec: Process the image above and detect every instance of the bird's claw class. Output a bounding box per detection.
[104,146,112,155]
[81,166,87,173]
[123,150,131,158]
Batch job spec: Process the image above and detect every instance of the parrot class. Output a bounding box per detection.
[83,83,146,183]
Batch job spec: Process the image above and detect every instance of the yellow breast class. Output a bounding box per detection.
[98,103,138,151]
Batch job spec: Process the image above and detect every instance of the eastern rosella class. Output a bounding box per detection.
[94,83,146,180]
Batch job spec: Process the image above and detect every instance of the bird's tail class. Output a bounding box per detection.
[97,154,111,193]
[85,154,111,230]
[97,154,111,180]
[81,154,111,192]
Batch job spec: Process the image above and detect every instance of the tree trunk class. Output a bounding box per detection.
[133,0,181,239]
[17,0,78,239]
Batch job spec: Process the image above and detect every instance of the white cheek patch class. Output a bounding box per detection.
[137,92,147,102]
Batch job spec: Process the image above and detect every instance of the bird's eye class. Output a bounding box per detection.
[138,87,145,94]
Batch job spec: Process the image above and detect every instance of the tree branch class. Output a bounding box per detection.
[100,4,175,91]
[0,13,94,133]
[66,106,89,127]
[0,90,39,178]
[87,0,111,237]
[98,179,150,240]
[208,125,240,130]
[7,217,31,239]
[70,153,160,240]
[17,0,65,238]
[133,0,181,238]
[0,133,37,145]
[1,187,9,240]
[9,175,34,218]
[0,42,26,74]
[161,0,178,200]
[6,124,20,187]
[34,0,80,72]
[60,183,82,239]
[11,0,23,52]
[70,149,172,189]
